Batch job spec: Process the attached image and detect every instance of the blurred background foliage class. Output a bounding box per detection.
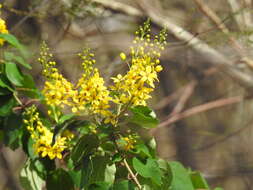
[1,0,253,189]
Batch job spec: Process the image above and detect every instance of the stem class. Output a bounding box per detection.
[13,92,22,105]
[123,159,142,190]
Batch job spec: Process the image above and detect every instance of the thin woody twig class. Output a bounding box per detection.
[192,0,244,56]
[169,81,197,116]
[123,159,142,190]
[92,0,142,16]
[157,96,243,129]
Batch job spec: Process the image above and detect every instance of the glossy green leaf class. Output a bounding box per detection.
[132,157,162,186]
[0,74,14,92]
[59,114,75,124]
[129,106,159,128]
[134,143,151,157]
[4,52,31,69]
[112,180,135,190]
[20,74,42,99]
[105,164,116,184]
[5,62,24,86]
[3,113,23,150]
[168,161,195,190]
[89,182,111,190]
[0,33,27,56]
[0,97,16,116]
[46,168,74,190]
[71,134,99,166]
[190,171,209,189]
[20,160,44,190]
[0,87,11,95]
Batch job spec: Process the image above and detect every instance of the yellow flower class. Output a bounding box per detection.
[0,18,8,45]
[120,52,126,61]
[110,20,166,107]
[23,106,72,160]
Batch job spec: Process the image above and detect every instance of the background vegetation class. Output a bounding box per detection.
[1,0,253,189]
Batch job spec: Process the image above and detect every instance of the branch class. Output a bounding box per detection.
[157,96,243,129]
[92,0,142,16]
[123,159,142,190]
[227,0,245,30]
[192,0,244,56]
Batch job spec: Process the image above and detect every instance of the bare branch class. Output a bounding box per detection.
[227,0,246,30]
[192,0,244,56]
[157,96,243,129]
[92,0,142,16]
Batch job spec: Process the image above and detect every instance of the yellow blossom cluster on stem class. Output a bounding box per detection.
[0,17,8,45]
[38,43,76,110]
[39,45,111,120]
[23,105,72,160]
[38,20,166,127]
[72,49,111,116]
[110,20,167,107]
[118,135,137,151]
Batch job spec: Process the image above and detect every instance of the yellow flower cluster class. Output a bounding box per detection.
[111,20,166,106]
[39,46,111,120]
[0,18,8,45]
[23,106,72,159]
[118,135,137,151]
[72,50,111,115]
[39,20,166,126]
[39,44,76,109]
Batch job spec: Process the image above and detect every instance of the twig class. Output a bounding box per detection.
[92,0,142,16]
[156,96,243,129]
[169,81,197,116]
[154,87,184,110]
[227,0,245,30]
[10,0,49,32]
[123,159,142,190]
[192,0,244,56]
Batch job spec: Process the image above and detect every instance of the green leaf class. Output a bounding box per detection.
[105,164,116,184]
[214,188,223,190]
[89,182,111,190]
[132,157,162,186]
[190,171,209,189]
[168,161,195,190]
[129,106,159,128]
[4,52,31,69]
[71,134,99,166]
[0,87,11,95]
[46,168,74,190]
[59,114,75,124]
[0,97,16,116]
[68,169,82,188]
[112,180,135,190]
[0,33,27,56]
[134,143,151,157]
[0,74,14,92]
[20,74,42,99]
[20,160,44,190]
[5,62,24,86]
[3,113,23,150]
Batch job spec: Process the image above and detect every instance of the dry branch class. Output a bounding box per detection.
[157,96,243,129]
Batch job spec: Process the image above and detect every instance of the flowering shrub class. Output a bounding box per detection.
[0,18,223,190]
